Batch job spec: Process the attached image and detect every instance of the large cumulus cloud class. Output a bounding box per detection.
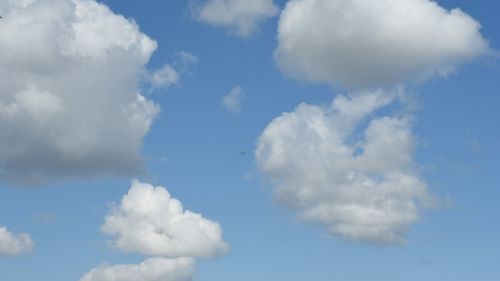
[81,180,228,281]
[275,0,489,88]
[256,90,431,244]
[102,180,228,258]
[0,0,161,184]
[258,0,492,245]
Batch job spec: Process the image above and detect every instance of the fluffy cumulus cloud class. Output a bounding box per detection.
[102,180,228,258]
[0,0,163,184]
[275,0,489,88]
[80,258,195,281]
[256,90,432,244]
[222,86,245,113]
[195,0,279,37]
[0,226,34,256]
[81,180,228,280]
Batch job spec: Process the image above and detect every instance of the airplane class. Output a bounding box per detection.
[240,150,248,155]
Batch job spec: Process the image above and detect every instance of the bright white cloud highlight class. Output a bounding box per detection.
[102,180,228,258]
[256,90,431,244]
[80,258,195,281]
[0,226,34,256]
[0,0,161,184]
[195,0,279,37]
[222,86,245,113]
[275,0,489,88]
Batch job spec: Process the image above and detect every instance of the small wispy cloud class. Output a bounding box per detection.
[148,65,180,89]
[174,51,199,70]
[193,0,279,37]
[222,86,245,113]
[146,51,199,91]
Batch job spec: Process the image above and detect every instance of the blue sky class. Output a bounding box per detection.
[0,0,499,280]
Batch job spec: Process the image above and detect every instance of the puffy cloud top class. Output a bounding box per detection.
[0,226,34,256]
[256,90,431,244]
[102,180,228,258]
[80,258,195,281]
[0,0,160,184]
[196,0,279,37]
[275,0,489,88]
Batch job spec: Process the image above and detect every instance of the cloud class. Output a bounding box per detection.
[0,226,34,256]
[101,180,228,258]
[275,0,489,88]
[0,0,161,184]
[194,0,279,37]
[81,180,228,280]
[146,51,199,91]
[148,65,180,89]
[222,86,245,113]
[80,258,195,281]
[256,89,431,244]
[174,51,199,70]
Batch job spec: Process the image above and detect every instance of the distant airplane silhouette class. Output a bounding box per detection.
[240,150,248,155]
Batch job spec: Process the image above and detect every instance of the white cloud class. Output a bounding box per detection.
[256,90,431,244]
[0,0,161,184]
[80,258,195,281]
[275,0,489,88]
[102,180,228,258]
[81,181,228,280]
[174,51,199,70]
[148,65,180,89]
[146,51,199,91]
[195,0,279,37]
[222,86,245,113]
[0,226,34,256]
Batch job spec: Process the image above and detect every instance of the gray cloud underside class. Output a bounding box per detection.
[0,0,161,184]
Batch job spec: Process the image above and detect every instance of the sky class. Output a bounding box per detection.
[0,0,499,280]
